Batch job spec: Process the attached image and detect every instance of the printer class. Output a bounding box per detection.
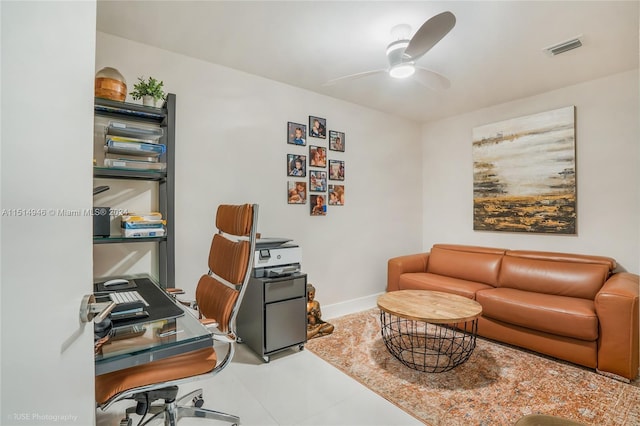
[253,238,302,278]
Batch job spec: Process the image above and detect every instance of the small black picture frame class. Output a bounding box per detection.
[287,122,307,146]
[310,194,327,216]
[287,154,306,177]
[288,181,307,204]
[329,160,344,181]
[309,145,326,168]
[329,130,345,152]
[309,170,327,193]
[309,116,327,139]
[329,185,344,206]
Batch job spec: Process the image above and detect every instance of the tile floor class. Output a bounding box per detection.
[95,341,422,426]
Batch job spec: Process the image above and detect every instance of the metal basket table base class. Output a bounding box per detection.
[379,311,478,373]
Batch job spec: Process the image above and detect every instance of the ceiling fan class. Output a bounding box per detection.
[323,11,456,90]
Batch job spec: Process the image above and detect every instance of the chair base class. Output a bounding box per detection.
[122,388,239,426]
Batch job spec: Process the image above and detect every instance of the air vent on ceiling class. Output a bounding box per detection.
[543,36,583,56]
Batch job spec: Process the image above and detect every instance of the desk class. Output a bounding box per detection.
[94,276,213,376]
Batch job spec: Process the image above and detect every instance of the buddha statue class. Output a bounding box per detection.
[306,283,334,339]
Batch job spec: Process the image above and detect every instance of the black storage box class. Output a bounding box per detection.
[93,207,111,237]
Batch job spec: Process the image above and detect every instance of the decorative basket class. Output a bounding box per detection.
[95,67,127,102]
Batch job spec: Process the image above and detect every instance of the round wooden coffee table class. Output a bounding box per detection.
[377,290,483,373]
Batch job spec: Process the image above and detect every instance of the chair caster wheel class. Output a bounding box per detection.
[119,417,132,426]
[299,344,304,351]
[193,395,204,408]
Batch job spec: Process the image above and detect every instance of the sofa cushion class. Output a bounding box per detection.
[426,244,505,286]
[505,250,616,269]
[476,288,598,341]
[398,273,493,299]
[498,254,611,299]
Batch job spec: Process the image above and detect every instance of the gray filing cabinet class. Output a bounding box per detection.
[237,273,307,362]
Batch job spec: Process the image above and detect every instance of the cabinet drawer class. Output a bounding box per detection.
[265,297,306,353]
[264,276,306,303]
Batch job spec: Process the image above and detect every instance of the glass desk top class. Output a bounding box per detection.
[94,276,213,376]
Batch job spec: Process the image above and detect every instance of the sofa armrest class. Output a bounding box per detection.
[594,272,639,380]
[387,253,429,292]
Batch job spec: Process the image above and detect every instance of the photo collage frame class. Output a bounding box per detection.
[287,117,346,215]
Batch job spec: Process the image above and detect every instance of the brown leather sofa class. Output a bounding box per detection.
[387,244,639,381]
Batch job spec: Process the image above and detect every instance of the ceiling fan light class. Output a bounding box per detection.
[389,63,415,79]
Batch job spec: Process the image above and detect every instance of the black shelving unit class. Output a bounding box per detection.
[93,94,176,288]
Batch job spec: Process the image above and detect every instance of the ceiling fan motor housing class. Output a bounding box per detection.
[386,39,411,67]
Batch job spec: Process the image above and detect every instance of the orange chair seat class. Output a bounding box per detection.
[96,347,217,405]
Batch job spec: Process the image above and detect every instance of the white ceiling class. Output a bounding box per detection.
[96,1,639,123]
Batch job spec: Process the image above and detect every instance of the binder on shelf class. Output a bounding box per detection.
[107,121,164,141]
[106,135,159,145]
[103,158,167,171]
[105,136,166,156]
[104,152,160,163]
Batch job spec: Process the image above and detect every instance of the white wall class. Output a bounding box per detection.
[1,1,97,424]
[95,32,423,305]
[421,70,639,273]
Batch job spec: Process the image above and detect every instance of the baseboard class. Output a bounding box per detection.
[322,292,383,320]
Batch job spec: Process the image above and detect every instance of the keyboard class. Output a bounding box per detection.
[109,290,149,307]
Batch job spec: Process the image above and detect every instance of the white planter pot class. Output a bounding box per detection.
[142,95,156,107]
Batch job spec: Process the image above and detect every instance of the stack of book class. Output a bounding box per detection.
[121,212,166,237]
[103,121,166,171]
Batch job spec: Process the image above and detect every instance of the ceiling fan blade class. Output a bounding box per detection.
[413,67,451,91]
[404,11,456,61]
[322,69,387,86]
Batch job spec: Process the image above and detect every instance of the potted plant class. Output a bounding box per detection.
[129,76,166,107]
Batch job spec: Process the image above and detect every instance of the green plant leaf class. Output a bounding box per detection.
[129,76,166,101]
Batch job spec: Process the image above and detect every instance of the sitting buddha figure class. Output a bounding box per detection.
[306,283,334,339]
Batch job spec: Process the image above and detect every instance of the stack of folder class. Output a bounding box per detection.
[121,212,166,237]
[103,122,166,171]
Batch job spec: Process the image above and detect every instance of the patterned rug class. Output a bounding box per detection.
[305,308,640,425]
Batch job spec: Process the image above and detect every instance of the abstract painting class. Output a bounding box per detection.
[472,106,576,234]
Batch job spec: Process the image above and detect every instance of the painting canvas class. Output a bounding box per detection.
[472,106,576,234]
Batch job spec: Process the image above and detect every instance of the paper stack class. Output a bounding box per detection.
[121,212,166,237]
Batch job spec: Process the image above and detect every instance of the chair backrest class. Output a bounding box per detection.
[195,204,258,334]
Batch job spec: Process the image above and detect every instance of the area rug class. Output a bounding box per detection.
[305,308,640,425]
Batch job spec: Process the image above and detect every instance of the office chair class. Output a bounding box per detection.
[95,204,259,426]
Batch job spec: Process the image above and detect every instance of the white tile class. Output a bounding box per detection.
[96,342,414,426]
[295,390,424,426]
[230,346,368,425]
